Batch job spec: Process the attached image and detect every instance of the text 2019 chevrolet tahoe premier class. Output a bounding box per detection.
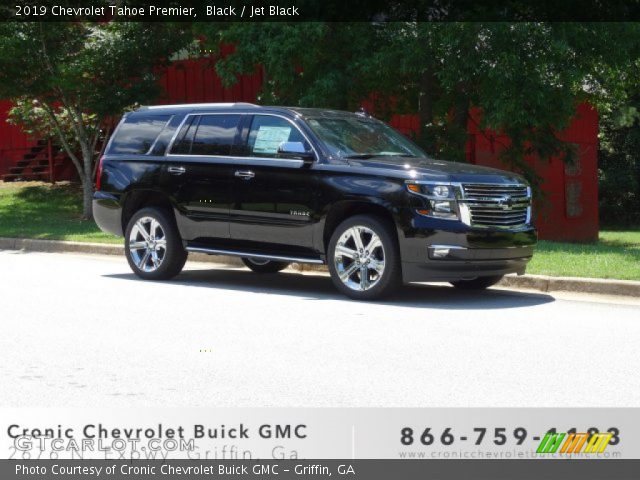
[93,103,537,300]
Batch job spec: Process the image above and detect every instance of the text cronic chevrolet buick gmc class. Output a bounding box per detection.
[93,103,537,300]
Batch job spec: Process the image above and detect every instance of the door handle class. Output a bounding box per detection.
[234,170,255,180]
[168,166,186,175]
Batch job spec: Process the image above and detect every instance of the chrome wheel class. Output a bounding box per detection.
[333,225,385,291]
[128,216,167,273]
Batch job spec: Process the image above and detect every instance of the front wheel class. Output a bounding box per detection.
[327,215,401,300]
[242,257,290,273]
[124,207,187,280]
[450,275,503,290]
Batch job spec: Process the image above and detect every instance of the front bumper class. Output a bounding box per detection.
[399,222,537,283]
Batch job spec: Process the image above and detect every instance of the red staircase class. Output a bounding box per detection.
[1,140,75,182]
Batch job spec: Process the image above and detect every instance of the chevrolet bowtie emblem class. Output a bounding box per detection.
[496,195,514,210]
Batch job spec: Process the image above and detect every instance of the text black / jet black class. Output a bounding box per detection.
[94,103,536,300]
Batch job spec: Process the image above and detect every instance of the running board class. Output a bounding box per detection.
[185,246,325,265]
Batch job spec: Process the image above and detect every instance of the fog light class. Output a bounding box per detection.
[432,247,450,258]
[432,200,452,212]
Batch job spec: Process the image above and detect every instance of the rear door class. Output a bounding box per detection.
[164,113,242,242]
[229,114,318,251]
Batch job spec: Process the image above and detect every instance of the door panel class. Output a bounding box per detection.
[230,115,318,251]
[162,113,243,242]
[230,162,318,249]
[164,158,234,240]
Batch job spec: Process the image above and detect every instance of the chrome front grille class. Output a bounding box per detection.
[461,183,531,228]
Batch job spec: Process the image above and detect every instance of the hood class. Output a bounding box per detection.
[345,156,526,184]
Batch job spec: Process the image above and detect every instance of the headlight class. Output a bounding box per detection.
[405,182,460,220]
[433,185,450,197]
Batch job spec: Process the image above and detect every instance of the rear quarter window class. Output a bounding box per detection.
[108,114,172,154]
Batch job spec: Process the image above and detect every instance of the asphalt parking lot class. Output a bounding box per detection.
[1,249,639,407]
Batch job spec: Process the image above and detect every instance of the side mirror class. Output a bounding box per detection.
[277,141,315,164]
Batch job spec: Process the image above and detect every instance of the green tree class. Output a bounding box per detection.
[205,22,378,109]
[0,22,190,219]
[598,99,640,226]
[200,22,640,194]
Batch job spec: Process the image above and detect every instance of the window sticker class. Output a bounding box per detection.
[253,126,292,154]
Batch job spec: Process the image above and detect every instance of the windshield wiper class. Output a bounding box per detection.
[344,153,378,159]
[344,153,417,159]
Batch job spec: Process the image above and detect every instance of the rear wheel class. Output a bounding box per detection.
[328,214,401,300]
[242,257,290,273]
[124,207,186,280]
[450,275,503,290]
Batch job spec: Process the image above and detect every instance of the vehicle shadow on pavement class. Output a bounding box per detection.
[104,266,555,310]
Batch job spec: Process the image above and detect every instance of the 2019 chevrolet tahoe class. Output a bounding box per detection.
[93,103,537,300]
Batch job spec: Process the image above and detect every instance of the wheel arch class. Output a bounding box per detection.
[121,189,176,234]
[321,200,399,254]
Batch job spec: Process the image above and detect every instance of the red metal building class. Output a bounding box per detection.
[0,57,599,242]
[0,99,41,180]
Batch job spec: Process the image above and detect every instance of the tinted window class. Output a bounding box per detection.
[109,114,171,154]
[190,115,241,156]
[247,115,309,157]
[170,116,198,155]
[150,115,184,155]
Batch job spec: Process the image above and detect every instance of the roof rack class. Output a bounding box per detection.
[142,102,259,110]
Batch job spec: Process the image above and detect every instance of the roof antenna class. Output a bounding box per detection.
[356,106,369,117]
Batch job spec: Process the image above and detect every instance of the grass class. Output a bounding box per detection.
[0,181,120,244]
[1,182,639,280]
[528,231,640,281]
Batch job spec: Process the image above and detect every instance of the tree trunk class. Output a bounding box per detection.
[80,144,94,221]
[81,173,93,221]
[39,102,94,219]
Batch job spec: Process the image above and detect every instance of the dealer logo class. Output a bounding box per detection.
[536,431,613,454]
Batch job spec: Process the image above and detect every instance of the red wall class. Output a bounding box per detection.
[157,54,263,105]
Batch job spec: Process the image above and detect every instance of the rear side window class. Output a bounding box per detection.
[191,115,241,156]
[108,114,171,154]
[171,114,241,156]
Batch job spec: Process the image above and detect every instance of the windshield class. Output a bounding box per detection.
[306,115,426,159]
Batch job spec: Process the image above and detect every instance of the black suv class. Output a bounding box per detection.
[94,103,536,300]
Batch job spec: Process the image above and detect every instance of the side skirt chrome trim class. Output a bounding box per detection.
[185,246,325,265]
[427,244,536,250]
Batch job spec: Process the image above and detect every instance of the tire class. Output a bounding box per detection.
[327,214,402,300]
[450,275,503,290]
[124,207,187,280]
[242,257,290,273]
